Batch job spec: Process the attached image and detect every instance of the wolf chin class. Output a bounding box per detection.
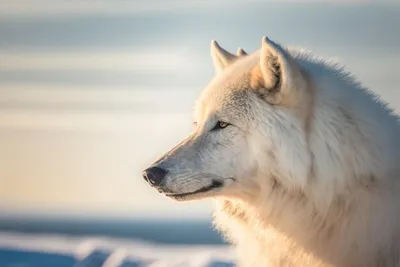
[142,36,400,267]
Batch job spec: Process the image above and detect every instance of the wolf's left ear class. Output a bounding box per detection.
[211,40,237,73]
[252,36,307,105]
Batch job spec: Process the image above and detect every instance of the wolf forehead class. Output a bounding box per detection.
[195,88,254,120]
[195,55,263,120]
[194,36,294,120]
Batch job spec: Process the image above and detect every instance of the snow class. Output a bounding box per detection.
[0,232,236,267]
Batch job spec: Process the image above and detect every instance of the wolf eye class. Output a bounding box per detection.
[218,121,228,128]
[213,121,230,130]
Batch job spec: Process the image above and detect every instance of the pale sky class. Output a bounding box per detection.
[0,0,390,16]
[0,1,399,220]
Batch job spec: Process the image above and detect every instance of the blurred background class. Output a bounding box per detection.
[0,0,399,266]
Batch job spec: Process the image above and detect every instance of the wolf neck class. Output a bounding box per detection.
[212,164,391,267]
[213,195,335,266]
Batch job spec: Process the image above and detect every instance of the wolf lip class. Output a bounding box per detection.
[165,180,224,198]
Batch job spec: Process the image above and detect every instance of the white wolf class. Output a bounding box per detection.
[142,36,400,267]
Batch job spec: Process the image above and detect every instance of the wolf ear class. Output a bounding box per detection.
[211,40,237,73]
[252,36,307,105]
[236,47,247,56]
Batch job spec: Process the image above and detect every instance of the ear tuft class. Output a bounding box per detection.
[236,47,247,57]
[259,36,284,90]
[251,36,307,105]
[210,40,237,73]
[261,36,274,48]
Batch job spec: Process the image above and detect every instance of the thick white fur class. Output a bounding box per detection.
[146,37,400,267]
[211,38,400,267]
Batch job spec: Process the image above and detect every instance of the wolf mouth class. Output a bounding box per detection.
[165,180,224,199]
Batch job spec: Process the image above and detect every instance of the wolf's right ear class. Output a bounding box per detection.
[211,40,237,73]
[237,48,247,57]
[252,36,307,106]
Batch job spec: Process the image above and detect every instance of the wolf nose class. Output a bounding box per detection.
[142,166,167,186]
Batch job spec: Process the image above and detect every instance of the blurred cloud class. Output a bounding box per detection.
[0,48,197,73]
[0,84,198,132]
[0,0,388,16]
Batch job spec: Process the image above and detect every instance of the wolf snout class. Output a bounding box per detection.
[142,166,167,186]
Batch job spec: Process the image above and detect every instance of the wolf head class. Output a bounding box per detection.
[142,36,318,202]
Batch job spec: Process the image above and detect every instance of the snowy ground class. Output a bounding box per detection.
[0,232,236,267]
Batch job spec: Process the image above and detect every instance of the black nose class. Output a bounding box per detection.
[142,166,167,186]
